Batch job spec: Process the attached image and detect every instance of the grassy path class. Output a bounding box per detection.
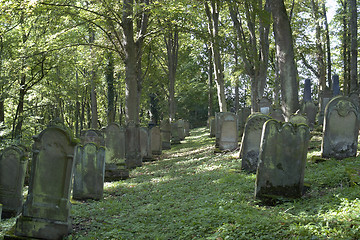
[1,127,360,239]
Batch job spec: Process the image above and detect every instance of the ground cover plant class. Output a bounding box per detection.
[1,127,360,239]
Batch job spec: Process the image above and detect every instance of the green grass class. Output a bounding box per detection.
[1,127,360,239]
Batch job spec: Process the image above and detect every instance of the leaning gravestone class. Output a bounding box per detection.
[239,113,271,173]
[218,112,238,151]
[160,119,171,150]
[321,96,359,159]
[13,125,77,239]
[0,145,28,218]
[150,126,162,156]
[255,120,310,202]
[73,143,105,201]
[140,127,152,161]
[125,121,142,168]
[104,123,129,180]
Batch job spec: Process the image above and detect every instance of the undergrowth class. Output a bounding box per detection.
[1,127,360,239]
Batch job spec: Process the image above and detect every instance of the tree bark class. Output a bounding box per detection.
[106,51,116,124]
[205,0,227,112]
[165,26,179,122]
[323,3,332,90]
[349,0,357,91]
[270,0,299,120]
[341,0,350,94]
[208,47,214,119]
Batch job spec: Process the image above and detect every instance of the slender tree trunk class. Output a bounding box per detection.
[208,47,214,118]
[349,0,357,91]
[13,75,26,139]
[323,3,332,90]
[75,71,80,137]
[0,100,4,124]
[106,52,115,124]
[311,0,326,92]
[88,28,98,129]
[342,0,350,94]
[205,1,227,112]
[165,26,179,122]
[270,0,299,120]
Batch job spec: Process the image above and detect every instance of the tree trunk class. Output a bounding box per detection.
[88,28,98,129]
[12,74,26,139]
[0,99,4,124]
[165,26,179,122]
[349,0,357,91]
[342,0,350,94]
[311,0,326,92]
[208,47,214,119]
[323,4,332,90]
[106,52,116,124]
[270,0,299,120]
[205,1,227,112]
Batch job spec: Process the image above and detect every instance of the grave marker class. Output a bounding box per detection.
[239,113,271,173]
[321,96,359,159]
[150,126,162,156]
[218,112,238,151]
[125,121,142,168]
[140,127,153,161]
[13,125,77,239]
[0,145,27,218]
[255,120,310,202]
[160,119,171,150]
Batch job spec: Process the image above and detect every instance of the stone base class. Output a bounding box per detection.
[105,168,129,181]
[8,215,71,240]
[152,151,162,156]
[162,142,171,150]
[142,156,154,162]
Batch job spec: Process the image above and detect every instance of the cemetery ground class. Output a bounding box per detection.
[1,128,360,239]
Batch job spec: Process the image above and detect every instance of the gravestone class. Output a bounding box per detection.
[318,88,333,125]
[209,116,216,137]
[160,119,171,150]
[259,97,271,115]
[303,78,312,103]
[321,96,359,159]
[171,121,181,144]
[255,120,310,202]
[81,129,104,146]
[289,112,308,125]
[140,127,152,161]
[184,121,190,137]
[73,143,105,201]
[104,123,129,180]
[13,125,77,239]
[150,126,162,156]
[301,101,317,129]
[238,107,251,138]
[0,145,28,218]
[125,121,142,168]
[177,120,186,140]
[269,108,285,122]
[239,113,271,173]
[332,74,340,96]
[218,112,238,151]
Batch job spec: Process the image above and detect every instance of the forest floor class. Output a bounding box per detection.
[1,127,360,239]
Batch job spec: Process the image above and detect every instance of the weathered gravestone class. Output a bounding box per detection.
[73,143,105,201]
[239,113,271,173]
[301,101,317,129]
[81,129,104,146]
[160,119,171,150]
[289,112,308,125]
[150,126,162,156]
[238,107,251,137]
[255,120,310,202]
[321,96,359,159]
[209,116,216,137]
[259,97,271,115]
[140,127,152,161]
[269,108,285,122]
[171,121,181,144]
[125,121,142,168]
[318,88,333,125]
[0,145,28,218]
[177,119,186,141]
[332,74,340,96]
[13,125,77,239]
[303,78,312,103]
[218,112,238,151]
[104,123,129,180]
